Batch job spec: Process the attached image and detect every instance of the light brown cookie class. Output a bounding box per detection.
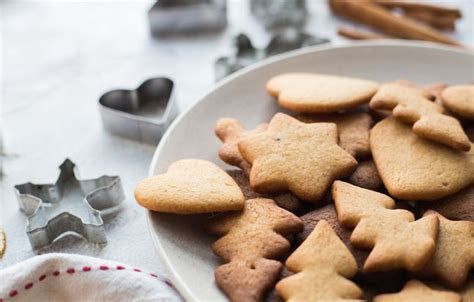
[239,113,357,202]
[424,83,448,105]
[276,220,363,302]
[421,186,474,222]
[441,85,474,120]
[373,279,461,302]
[266,73,378,113]
[370,82,470,151]
[207,198,303,302]
[462,279,474,302]
[297,204,369,270]
[370,117,474,201]
[226,169,303,212]
[0,227,5,258]
[332,181,439,273]
[296,111,373,159]
[419,211,474,289]
[215,118,268,175]
[134,159,244,214]
[348,160,383,191]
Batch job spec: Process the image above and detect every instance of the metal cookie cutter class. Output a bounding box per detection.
[99,77,178,145]
[14,159,125,250]
[250,0,307,30]
[148,0,227,36]
[215,29,329,81]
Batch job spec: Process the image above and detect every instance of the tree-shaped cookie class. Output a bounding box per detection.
[207,198,303,302]
[419,211,474,289]
[332,181,439,272]
[276,220,363,302]
[370,82,470,151]
[373,279,461,302]
[238,113,357,202]
[215,118,268,175]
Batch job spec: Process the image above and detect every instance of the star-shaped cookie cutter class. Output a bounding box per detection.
[14,159,125,250]
[214,30,329,81]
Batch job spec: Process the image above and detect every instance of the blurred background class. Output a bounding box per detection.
[0,0,473,273]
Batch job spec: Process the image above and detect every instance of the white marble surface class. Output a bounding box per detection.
[0,0,472,292]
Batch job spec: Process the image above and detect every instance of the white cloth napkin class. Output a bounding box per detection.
[0,253,181,302]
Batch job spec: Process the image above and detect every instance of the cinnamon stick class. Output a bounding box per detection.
[404,10,456,31]
[338,27,388,40]
[373,0,461,18]
[329,0,462,46]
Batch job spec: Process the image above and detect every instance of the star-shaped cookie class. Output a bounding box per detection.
[419,211,474,289]
[373,279,461,302]
[238,113,357,202]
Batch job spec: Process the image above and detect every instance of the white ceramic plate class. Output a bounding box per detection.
[147,41,474,302]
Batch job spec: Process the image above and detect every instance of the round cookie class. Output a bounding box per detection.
[266,73,379,113]
[442,85,474,120]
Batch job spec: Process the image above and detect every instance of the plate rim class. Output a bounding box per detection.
[146,40,473,302]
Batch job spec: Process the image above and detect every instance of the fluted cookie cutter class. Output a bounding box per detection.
[99,77,178,145]
[148,0,227,36]
[14,159,125,250]
[215,29,329,81]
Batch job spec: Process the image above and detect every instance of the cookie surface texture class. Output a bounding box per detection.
[370,82,470,151]
[227,169,302,212]
[441,85,474,120]
[134,159,244,214]
[419,211,474,289]
[276,220,363,302]
[215,118,268,175]
[348,160,383,191]
[332,181,439,272]
[373,279,461,302]
[370,118,474,201]
[296,111,373,159]
[266,72,378,113]
[207,198,303,302]
[239,113,357,202]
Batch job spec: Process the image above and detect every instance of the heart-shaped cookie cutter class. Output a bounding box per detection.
[14,159,125,250]
[99,77,178,145]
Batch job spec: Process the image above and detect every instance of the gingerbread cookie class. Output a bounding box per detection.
[296,111,373,159]
[370,82,470,151]
[373,279,461,302]
[419,211,474,289]
[332,181,439,272]
[276,220,363,301]
[348,160,383,191]
[207,198,302,302]
[266,73,378,113]
[215,118,268,175]
[297,204,368,270]
[370,118,474,201]
[421,186,473,222]
[463,279,474,302]
[227,169,303,212]
[441,85,474,120]
[0,228,5,258]
[134,159,244,214]
[239,113,357,202]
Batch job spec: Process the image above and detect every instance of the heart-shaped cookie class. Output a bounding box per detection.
[135,159,244,214]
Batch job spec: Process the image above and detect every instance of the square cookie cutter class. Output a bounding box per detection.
[215,30,329,81]
[14,159,125,250]
[148,0,227,36]
[99,77,178,145]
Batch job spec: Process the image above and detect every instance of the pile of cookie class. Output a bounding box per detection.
[135,73,474,301]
